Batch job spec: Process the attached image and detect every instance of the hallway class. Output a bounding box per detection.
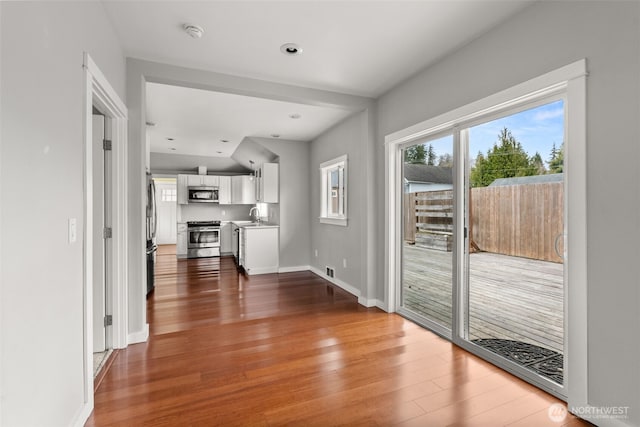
[87,246,588,426]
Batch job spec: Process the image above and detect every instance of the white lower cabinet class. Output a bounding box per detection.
[241,226,279,275]
[177,223,188,258]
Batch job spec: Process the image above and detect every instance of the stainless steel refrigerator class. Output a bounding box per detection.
[146,172,157,296]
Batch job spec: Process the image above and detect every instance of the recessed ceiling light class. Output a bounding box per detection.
[183,23,204,39]
[220,139,230,143]
[169,147,177,151]
[271,134,280,138]
[166,137,175,141]
[280,43,303,56]
[289,113,301,119]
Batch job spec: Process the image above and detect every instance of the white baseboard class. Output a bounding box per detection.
[246,266,279,275]
[376,300,388,311]
[71,401,93,427]
[278,265,311,273]
[128,323,149,345]
[358,297,385,309]
[309,266,362,300]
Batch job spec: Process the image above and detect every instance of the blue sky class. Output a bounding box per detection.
[469,100,564,164]
[422,100,565,166]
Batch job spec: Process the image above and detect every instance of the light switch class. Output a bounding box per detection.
[68,218,77,243]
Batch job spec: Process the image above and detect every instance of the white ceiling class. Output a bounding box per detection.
[146,82,353,156]
[105,1,533,159]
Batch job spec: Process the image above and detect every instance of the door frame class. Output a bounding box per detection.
[395,132,457,341]
[384,60,587,404]
[80,53,128,421]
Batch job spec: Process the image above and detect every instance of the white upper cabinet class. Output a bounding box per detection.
[187,174,219,187]
[177,175,188,205]
[231,175,256,204]
[218,176,231,205]
[203,175,219,187]
[256,163,279,203]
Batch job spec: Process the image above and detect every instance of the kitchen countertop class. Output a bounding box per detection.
[230,220,279,229]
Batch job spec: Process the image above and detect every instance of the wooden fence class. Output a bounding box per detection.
[405,182,564,263]
[404,190,453,252]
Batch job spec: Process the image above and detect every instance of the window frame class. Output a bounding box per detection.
[319,154,348,226]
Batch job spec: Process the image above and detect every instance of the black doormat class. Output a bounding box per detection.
[472,338,563,384]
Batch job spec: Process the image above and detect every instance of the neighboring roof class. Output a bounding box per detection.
[489,173,564,186]
[404,164,453,184]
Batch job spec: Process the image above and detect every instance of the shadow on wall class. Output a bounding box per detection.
[149,137,278,175]
[232,137,279,169]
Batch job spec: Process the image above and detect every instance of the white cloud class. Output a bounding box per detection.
[534,107,564,121]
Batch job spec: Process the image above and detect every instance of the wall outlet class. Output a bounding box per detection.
[221,210,226,216]
[315,249,318,257]
[325,266,334,278]
[343,258,347,268]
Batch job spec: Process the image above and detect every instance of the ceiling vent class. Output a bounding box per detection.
[280,43,303,55]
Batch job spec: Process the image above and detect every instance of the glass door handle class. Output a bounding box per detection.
[554,233,564,260]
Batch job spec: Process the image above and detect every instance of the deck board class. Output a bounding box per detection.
[402,244,564,353]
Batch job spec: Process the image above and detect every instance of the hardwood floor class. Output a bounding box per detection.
[86,245,589,426]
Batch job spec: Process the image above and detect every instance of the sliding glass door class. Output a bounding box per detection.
[397,98,567,393]
[464,100,566,387]
[400,135,455,336]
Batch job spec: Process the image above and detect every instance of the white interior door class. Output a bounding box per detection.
[92,114,106,352]
[155,180,177,244]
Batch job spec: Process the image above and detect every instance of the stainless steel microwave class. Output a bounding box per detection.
[187,186,219,203]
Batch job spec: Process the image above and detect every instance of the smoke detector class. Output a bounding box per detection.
[183,24,204,39]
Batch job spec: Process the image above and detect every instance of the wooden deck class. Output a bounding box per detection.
[403,244,564,353]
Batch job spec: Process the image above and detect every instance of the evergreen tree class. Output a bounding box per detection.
[426,144,436,166]
[470,127,538,187]
[404,145,426,164]
[548,142,564,173]
[531,152,546,175]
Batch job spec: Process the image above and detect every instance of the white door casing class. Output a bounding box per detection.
[79,53,129,427]
[92,115,106,352]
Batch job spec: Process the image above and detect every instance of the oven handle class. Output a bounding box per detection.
[188,227,220,232]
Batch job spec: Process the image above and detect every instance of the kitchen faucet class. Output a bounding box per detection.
[249,206,260,224]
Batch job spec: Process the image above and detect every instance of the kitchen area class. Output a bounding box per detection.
[177,162,280,271]
[143,80,349,296]
[146,160,281,295]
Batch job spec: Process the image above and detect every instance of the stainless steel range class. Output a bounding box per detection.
[187,220,221,258]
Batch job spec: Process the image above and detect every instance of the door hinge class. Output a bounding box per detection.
[103,227,113,239]
[103,139,112,151]
[104,315,113,327]
[464,227,468,239]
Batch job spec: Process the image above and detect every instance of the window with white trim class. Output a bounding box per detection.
[160,188,177,202]
[320,155,347,226]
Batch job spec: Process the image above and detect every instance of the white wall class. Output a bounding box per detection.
[251,137,312,269]
[310,112,371,296]
[0,2,125,426]
[376,1,639,424]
